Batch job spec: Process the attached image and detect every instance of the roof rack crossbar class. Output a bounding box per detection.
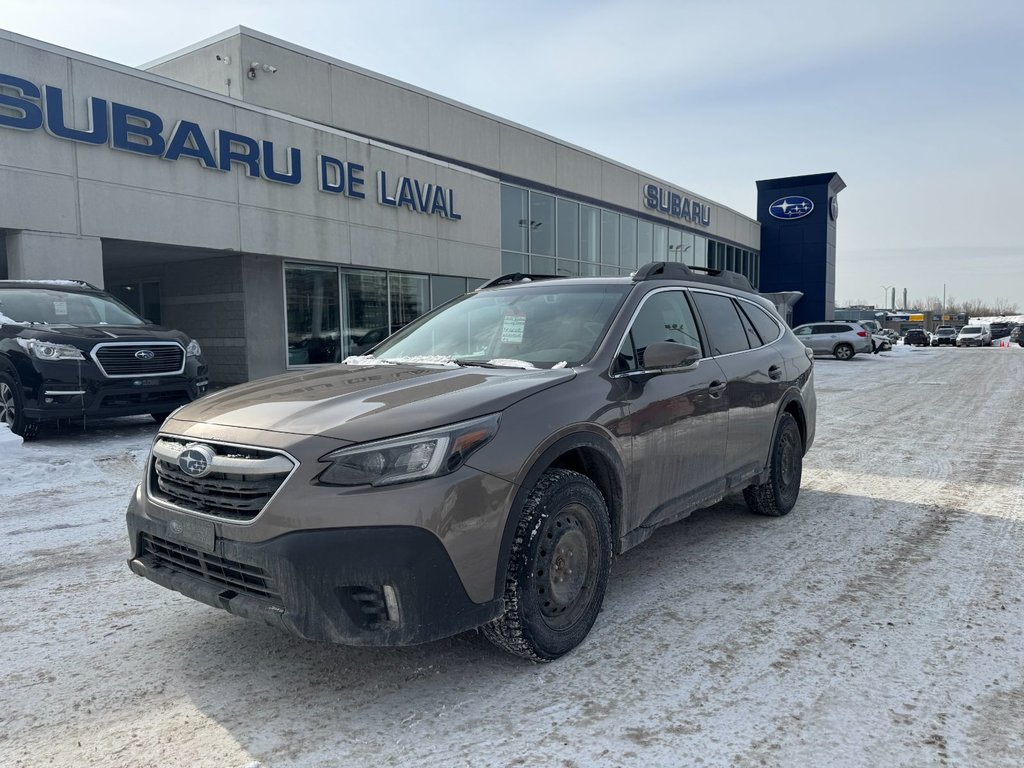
[632,261,754,294]
[477,273,567,290]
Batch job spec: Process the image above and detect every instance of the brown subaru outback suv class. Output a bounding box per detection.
[126,262,816,661]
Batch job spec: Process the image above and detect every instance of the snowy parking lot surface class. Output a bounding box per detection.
[1,345,1023,767]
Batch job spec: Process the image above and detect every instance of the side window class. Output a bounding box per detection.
[614,290,702,372]
[810,325,830,335]
[691,292,752,356]
[794,326,813,337]
[740,302,782,345]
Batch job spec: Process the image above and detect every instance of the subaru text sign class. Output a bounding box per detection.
[643,184,711,227]
[769,196,814,220]
[0,73,462,221]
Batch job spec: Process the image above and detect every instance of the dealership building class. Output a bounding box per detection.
[0,27,840,385]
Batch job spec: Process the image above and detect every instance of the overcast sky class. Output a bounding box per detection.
[2,0,1021,308]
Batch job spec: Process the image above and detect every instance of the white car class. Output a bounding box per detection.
[956,324,992,347]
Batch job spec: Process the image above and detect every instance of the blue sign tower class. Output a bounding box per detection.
[756,172,846,327]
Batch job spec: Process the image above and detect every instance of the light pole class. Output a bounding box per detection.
[881,285,892,311]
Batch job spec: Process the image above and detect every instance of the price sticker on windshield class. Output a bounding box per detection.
[53,301,68,316]
[500,312,526,344]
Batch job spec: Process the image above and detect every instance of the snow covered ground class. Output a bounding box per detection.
[1,345,1022,767]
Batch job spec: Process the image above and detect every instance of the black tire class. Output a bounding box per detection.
[743,412,803,517]
[833,343,854,361]
[483,468,611,661]
[0,371,39,439]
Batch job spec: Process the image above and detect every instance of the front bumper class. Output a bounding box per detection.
[21,358,208,420]
[126,492,501,646]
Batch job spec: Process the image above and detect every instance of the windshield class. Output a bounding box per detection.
[367,283,630,368]
[961,326,980,333]
[0,287,145,326]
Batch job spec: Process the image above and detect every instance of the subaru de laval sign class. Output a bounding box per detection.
[769,196,814,220]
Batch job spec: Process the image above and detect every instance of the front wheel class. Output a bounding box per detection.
[833,343,854,360]
[483,468,611,661]
[744,412,803,517]
[0,372,39,439]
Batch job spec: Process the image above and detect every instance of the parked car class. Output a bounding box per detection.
[1009,324,1024,347]
[956,325,992,347]
[989,322,1013,341]
[125,261,816,661]
[0,280,208,438]
[931,326,958,346]
[858,323,891,353]
[903,328,930,347]
[792,322,873,360]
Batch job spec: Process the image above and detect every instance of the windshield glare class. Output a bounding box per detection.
[371,284,630,368]
[0,288,145,326]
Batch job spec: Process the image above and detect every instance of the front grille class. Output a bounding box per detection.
[94,343,185,377]
[149,437,295,522]
[141,533,281,603]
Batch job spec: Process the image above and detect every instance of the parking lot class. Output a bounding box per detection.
[1,345,1023,767]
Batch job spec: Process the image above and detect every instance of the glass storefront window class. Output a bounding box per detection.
[692,236,707,269]
[431,275,467,308]
[556,199,579,260]
[500,185,528,253]
[531,255,556,275]
[668,229,683,262]
[390,273,429,333]
[653,225,668,262]
[557,258,580,277]
[502,251,527,274]
[637,220,653,266]
[529,192,555,256]
[600,211,619,267]
[679,231,695,266]
[619,216,638,270]
[286,263,341,365]
[580,205,600,264]
[341,268,388,358]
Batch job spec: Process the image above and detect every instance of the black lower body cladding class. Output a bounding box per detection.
[126,498,500,646]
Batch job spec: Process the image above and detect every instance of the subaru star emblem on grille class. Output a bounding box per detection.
[769,196,814,220]
[135,349,156,360]
[178,444,216,478]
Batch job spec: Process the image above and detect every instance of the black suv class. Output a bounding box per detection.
[903,328,930,347]
[0,280,208,437]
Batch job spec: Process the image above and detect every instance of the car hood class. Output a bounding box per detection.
[169,363,577,442]
[11,324,188,347]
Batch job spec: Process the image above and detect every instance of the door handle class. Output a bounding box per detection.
[768,365,782,380]
[708,380,727,397]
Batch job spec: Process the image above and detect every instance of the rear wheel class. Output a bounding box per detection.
[833,343,854,360]
[483,468,611,661]
[0,372,39,439]
[744,412,803,517]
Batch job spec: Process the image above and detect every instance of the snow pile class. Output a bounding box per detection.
[0,423,23,449]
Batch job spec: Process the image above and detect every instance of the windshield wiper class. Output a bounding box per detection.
[453,358,505,368]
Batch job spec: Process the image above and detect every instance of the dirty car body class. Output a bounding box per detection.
[126,262,816,660]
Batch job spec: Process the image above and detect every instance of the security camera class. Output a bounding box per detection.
[215,54,231,64]
[263,65,278,74]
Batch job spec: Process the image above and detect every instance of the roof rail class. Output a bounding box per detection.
[0,278,101,290]
[476,273,566,290]
[633,261,754,293]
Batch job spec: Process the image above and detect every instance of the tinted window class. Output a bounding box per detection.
[615,290,702,372]
[740,301,782,345]
[691,292,751,355]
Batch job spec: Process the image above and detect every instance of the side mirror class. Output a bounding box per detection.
[643,342,700,370]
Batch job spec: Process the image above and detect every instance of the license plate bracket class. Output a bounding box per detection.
[167,515,216,552]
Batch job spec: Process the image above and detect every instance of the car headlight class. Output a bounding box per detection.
[317,413,500,487]
[186,339,202,357]
[15,338,85,361]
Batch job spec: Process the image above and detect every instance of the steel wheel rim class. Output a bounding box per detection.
[777,428,801,504]
[0,382,15,428]
[534,503,597,630]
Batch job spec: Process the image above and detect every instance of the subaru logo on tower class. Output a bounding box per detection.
[769,196,814,220]
[135,349,156,360]
[178,444,216,478]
